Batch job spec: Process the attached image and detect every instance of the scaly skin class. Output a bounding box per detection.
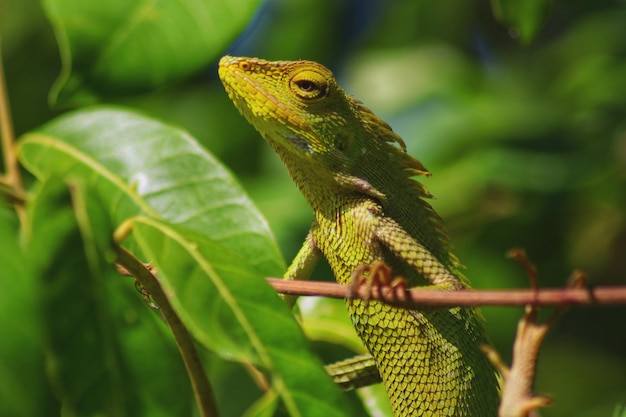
[218,56,499,416]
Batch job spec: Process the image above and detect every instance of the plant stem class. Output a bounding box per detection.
[0,36,26,225]
[116,246,220,417]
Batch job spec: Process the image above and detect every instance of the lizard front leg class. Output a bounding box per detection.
[282,226,322,308]
[375,216,465,290]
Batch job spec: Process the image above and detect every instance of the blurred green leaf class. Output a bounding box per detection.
[242,390,280,417]
[42,0,261,106]
[491,0,552,44]
[299,297,364,354]
[18,106,284,276]
[130,215,360,417]
[0,207,56,416]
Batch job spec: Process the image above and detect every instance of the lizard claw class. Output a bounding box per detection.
[348,261,407,306]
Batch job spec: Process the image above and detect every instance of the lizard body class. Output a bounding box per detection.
[218,56,499,416]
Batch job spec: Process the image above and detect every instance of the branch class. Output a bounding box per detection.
[493,248,581,417]
[265,277,626,308]
[0,37,26,226]
[115,246,220,417]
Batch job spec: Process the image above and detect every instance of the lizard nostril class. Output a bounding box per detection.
[240,62,250,70]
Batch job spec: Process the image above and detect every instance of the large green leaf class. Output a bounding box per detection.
[25,178,195,416]
[43,0,261,105]
[130,216,358,417]
[18,106,284,277]
[0,207,57,416]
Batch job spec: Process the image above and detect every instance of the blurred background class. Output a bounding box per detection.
[2,0,625,415]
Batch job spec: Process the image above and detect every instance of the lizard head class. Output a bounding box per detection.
[219,55,431,201]
[218,56,357,159]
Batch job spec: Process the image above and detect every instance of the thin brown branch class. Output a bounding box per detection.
[266,278,626,308]
[116,246,220,417]
[507,248,539,290]
[495,250,586,417]
[0,37,26,225]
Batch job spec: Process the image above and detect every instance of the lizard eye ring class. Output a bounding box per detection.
[290,70,329,100]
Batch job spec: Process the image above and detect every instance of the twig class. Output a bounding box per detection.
[265,278,626,308]
[116,246,220,417]
[0,37,26,226]
[496,249,584,417]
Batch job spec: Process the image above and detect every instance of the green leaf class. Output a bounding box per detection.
[31,178,131,416]
[42,0,261,105]
[26,178,196,416]
[242,390,280,417]
[0,207,57,416]
[491,0,552,45]
[130,216,359,417]
[18,106,284,277]
[300,297,365,354]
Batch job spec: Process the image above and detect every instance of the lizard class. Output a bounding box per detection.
[218,55,500,416]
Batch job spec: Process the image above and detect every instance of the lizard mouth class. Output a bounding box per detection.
[219,60,292,122]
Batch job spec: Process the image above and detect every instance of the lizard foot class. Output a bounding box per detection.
[348,261,407,306]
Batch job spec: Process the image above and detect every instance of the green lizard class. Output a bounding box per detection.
[218,56,500,416]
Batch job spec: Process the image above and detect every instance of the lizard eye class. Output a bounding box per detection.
[296,80,315,92]
[290,70,329,100]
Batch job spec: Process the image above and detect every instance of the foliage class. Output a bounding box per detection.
[1,0,625,416]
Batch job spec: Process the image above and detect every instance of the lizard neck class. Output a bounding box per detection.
[271,145,353,217]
